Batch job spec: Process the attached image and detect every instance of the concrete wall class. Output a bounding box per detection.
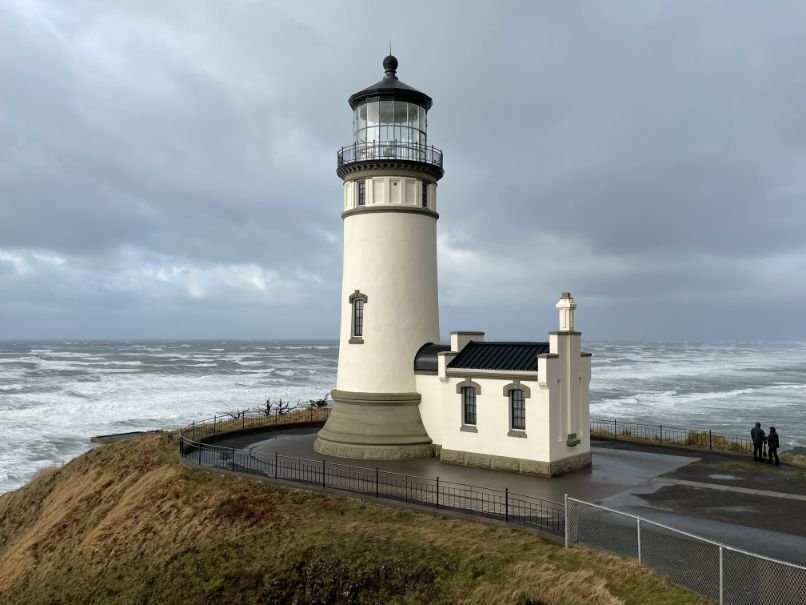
[337,210,439,394]
[541,333,592,462]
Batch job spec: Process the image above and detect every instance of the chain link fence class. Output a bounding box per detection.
[565,497,806,604]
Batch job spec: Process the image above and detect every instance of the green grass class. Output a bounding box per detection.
[0,434,709,605]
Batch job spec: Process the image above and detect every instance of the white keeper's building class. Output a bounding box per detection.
[313,55,592,476]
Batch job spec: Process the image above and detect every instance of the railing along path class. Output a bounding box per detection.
[178,407,565,536]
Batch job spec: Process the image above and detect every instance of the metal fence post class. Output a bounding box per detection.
[614,418,617,440]
[505,488,509,523]
[242,411,245,429]
[274,451,278,479]
[719,546,724,605]
[179,435,184,457]
[436,477,440,509]
[322,460,326,488]
[564,494,569,548]
[637,517,642,563]
[375,467,379,498]
[405,475,408,503]
[231,448,236,471]
[709,429,712,451]
[659,424,663,445]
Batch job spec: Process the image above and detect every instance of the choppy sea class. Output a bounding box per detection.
[1,340,804,494]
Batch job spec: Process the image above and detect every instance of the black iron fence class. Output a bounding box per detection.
[337,141,444,169]
[182,407,331,442]
[590,417,753,455]
[178,411,564,536]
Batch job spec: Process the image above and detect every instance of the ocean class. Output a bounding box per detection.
[1,340,804,494]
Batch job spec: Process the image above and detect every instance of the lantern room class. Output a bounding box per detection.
[339,55,442,170]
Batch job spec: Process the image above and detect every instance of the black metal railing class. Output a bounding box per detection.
[178,411,564,536]
[337,141,443,169]
[589,417,753,455]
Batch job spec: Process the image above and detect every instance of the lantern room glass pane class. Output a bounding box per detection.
[393,101,408,125]
[357,105,367,132]
[407,104,418,129]
[379,100,395,127]
[366,101,380,128]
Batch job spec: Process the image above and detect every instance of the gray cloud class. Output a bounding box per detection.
[1,1,805,341]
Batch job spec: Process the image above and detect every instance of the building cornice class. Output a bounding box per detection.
[342,206,439,220]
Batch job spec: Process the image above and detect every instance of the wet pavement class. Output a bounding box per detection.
[211,426,697,504]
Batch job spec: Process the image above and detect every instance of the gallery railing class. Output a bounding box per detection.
[178,410,565,536]
[337,141,444,169]
[590,417,753,455]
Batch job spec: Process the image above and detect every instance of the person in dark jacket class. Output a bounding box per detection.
[751,422,766,462]
[767,427,780,466]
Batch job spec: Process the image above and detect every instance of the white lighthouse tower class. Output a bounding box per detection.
[314,55,444,459]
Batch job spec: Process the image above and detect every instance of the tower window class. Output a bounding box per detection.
[352,299,364,337]
[462,387,477,426]
[421,182,428,208]
[357,180,366,206]
[510,389,525,431]
[348,290,368,343]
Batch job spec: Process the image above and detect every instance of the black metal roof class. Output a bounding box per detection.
[448,342,550,372]
[348,55,433,110]
[413,342,451,372]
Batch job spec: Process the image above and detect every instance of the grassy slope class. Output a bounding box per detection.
[0,435,707,605]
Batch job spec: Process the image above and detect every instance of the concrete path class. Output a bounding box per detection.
[663,478,806,502]
[601,482,806,565]
[212,426,697,505]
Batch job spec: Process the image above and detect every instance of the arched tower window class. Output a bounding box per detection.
[348,290,368,344]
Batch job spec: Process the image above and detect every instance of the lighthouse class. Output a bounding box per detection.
[314,55,444,459]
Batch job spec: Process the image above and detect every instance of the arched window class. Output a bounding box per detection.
[462,387,476,426]
[510,389,525,431]
[348,290,368,344]
[503,380,530,435]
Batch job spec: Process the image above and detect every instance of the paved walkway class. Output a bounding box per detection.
[663,478,806,502]
[211,426,697,504]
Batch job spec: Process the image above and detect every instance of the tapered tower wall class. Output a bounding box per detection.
[337,208,439,394]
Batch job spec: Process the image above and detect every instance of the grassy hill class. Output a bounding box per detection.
[0,434,706,604]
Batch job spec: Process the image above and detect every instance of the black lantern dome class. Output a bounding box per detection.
[348,55,433,110]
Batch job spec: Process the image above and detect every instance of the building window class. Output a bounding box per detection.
[357,180,366,206]
[421,182,428,208]
[352,299,364,337]
[510,389,525,430]
[462,387,477,426]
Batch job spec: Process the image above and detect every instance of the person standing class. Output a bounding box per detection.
[751,422,766,462]
[767,427,780,466]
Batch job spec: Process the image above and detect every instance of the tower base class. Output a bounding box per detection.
[314,389,434,459]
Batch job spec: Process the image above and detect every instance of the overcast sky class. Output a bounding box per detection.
[1,1,805,342]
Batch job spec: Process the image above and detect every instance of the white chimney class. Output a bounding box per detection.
[556,292,577,331]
